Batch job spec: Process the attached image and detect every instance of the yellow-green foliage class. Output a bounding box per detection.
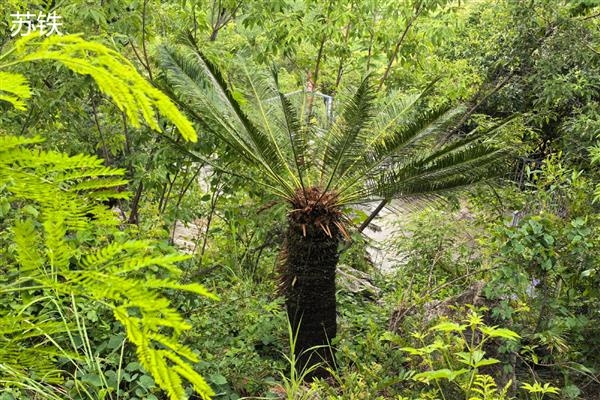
[0,33,197,142]
[0,71,31,110]
[0,135,215,399]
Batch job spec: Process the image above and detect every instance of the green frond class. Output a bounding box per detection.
[149,333,199,362]
[320,76,376,189]
[397,145,507,186]
[0,135,44,150]
[81,241,153,269]
[119,311,214,400]
[120,254,189,275]
[1,34,197,142]
[0,72,31,110]
[172,365,214,400]
[13,219,44,274]
[69,177,129,191]
[144,279,219,300]
[157,46,510,221]
[366,145,507,201]
[52,167,127,183]
[1,134,216,400]
[43,213,70,273]
[276,88,308,191]
[370,106,463,162]
[156,44,297,198]
[165,352,214,400]
[367,80,438,143]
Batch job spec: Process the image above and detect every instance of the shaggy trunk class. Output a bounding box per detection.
[285,221,339,379]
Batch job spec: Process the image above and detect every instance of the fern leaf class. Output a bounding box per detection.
[0,72,31,110]
[144,279,219,300]
[3,34,197,142]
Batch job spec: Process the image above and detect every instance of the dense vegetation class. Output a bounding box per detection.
[0,0,598,399]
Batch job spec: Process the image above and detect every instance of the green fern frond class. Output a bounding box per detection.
[120,255,190,275]
[69,177,129,191]
[144,279,219,300]
[0,72,31,110]
[1,34,197,142]
[43,213,70,274]
[0,135,44,150]
[81,241,154,269]
[1,135,216,400]
[149,333,199,362]
[13,219,44,274]
[470,374,502,400]
[163,351,213,400]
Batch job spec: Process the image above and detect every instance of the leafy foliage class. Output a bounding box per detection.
[0,33,197,142]
[0,135,215,399]
[1,0,599,398]
[157,41,512,213]
[385,308,523,400]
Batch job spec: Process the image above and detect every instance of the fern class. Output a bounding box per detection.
[0,71,31,110]
[0,33,197,142]
[470,374,513,400]
[0,135,216,400]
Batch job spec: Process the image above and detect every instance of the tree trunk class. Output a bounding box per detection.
[284,220,339,379]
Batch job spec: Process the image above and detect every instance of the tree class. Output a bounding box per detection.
[157,41,513,377]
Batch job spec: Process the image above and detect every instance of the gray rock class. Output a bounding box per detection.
[337,264,381,298]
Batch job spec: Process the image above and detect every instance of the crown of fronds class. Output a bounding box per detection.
[157,42,514,234]
[0,33,196,142]
[0,134,215,400]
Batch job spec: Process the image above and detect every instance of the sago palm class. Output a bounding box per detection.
[156,41,512,377]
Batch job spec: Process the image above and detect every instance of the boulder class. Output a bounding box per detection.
[337,264,381,299]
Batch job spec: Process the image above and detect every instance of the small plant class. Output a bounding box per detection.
[386,308,563,400]
[521,382,560,400]
[242,316,324,400]
[275,317,325,400]
[471,374,512,400]
[384,309,520,400]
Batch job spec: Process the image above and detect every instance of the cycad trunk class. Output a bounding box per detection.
[285,219,339,379]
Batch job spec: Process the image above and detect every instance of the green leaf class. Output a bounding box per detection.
[81,374,103,387]
[138,374,155,390]
[399,346,424,356]
[210,373,227,385]
[479,326,521,340]
[430,322,467,332]
[380,331,403,344]
[413,368,468,382]
[475,358,500,368]
[6,34,197,142]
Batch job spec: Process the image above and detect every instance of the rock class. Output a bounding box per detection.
[337,264,381,299]
[359,200,411,273]
[171,219,205,254]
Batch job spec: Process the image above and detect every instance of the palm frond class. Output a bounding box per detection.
[156,46,512,220]
[363,145,508,201]
[319,76,376,191]
[156,43,297,199]
[277,86,308,193]
[334,105,462,204]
